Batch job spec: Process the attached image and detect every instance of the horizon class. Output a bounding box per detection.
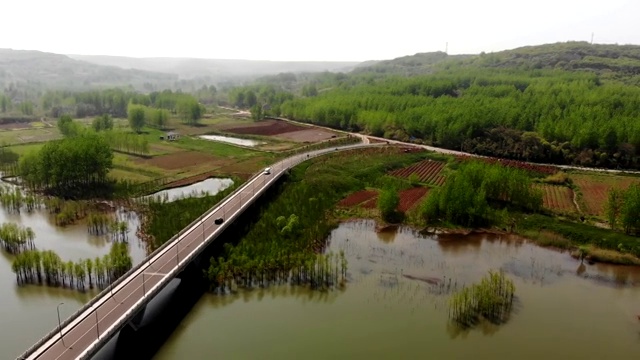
[1,0,638,62]
[3,40,639,64]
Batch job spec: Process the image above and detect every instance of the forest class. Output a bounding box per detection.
[276,68,640,169]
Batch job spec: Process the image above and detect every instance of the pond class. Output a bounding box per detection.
[155,220,640,360]
[0,181,149,359]
[146,178,234,203]
[199,135,265,147]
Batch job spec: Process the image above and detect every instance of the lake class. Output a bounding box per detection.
[155,220,640,360]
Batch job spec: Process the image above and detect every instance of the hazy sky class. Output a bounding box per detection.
[2,0,638,61]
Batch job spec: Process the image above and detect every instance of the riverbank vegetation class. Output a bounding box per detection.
[206,147,427,292]
[140,180,240,250]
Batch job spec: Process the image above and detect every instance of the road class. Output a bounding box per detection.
[19,143,376,360]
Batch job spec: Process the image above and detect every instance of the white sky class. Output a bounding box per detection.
[1,0,638,61]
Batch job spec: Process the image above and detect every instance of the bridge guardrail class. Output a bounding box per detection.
[17,142,379,360]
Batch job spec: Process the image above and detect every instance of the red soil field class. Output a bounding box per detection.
[456,155,558,175]
[535,184,576,212]
[390,159,446,186]
[338,190,378,207]
[138,151,231,170]
[224,120,308,136]
[397,187,429,212]
[571,174,639,216]
[360,197,378,209]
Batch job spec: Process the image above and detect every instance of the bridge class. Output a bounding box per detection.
[17,143,379,360]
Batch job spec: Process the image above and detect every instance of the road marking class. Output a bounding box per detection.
[143,272,167,277]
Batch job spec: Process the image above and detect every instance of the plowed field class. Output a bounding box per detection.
[338,190,378,207]
[397,187,429,212]
[571,174,639,216]
[535,184,576,212]
[390,159,445,186]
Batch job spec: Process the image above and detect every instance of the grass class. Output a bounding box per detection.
[108,168,153,183]
[7,142,46,155]
[0,127,60,145]
[517,213,640,264]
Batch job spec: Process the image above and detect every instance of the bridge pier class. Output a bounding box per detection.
[125,304,147,332]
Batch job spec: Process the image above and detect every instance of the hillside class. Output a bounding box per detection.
[0,49,177,93]
[67,54,360,80]
[354,42,640,83]
[352,51,471,76]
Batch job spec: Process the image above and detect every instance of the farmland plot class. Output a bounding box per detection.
[390,160,445,186]
[535,184,576,213]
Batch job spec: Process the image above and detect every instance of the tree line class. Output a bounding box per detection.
[34,88,212,119]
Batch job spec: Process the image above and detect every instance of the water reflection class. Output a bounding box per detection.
[145,178,233,202]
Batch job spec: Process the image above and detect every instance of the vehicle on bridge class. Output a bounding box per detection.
[214,218,224,225]
[263,167,271,175]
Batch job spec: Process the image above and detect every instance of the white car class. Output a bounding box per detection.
[263,167,271,175]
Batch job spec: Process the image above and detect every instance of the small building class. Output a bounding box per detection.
[161,131,180,141]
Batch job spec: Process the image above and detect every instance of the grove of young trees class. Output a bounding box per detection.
[11,242,132,290]
[276,69,640,169]
[19,132,113,197]
[419,161,542,227]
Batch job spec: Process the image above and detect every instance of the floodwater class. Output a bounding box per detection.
[155,220,640,360]
[199,135,265,147]
[146,178,234,202]
[0,185,148,359]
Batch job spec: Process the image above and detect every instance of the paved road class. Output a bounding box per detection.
[20,143,376,360]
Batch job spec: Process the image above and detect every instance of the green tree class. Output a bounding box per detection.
[377,189,400,222]
[127,104,146,133]
[57,115,80,137]
[0,94,9,113]
[250,104,263,121]
[605,188,623,230]
[92,114,114,132]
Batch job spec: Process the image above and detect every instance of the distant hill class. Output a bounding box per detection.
[353,42,640,82]
[0,49,177,92]
[67,54,360,80]
[352,51,472,75]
